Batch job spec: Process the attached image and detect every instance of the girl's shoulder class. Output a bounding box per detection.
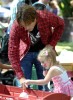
[49,65,66,75]
[49,66,67,78]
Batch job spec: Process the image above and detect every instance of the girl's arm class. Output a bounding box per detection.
[24,68,56,86]
[0,62,12,69]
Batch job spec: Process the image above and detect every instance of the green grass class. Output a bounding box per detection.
[56,42,73,54]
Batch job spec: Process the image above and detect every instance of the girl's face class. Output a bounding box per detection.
[40,58,52,69]
[21,19,36,32]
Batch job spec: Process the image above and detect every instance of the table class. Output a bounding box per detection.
[61,63,73,78]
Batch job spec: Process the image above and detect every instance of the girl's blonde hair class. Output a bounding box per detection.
[38,45,57,65]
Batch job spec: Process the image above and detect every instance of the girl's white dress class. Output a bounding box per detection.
[51,66,73,96]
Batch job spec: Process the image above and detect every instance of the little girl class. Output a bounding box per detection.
[24,45,73,97]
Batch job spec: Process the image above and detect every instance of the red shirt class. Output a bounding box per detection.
[8,10,64,79]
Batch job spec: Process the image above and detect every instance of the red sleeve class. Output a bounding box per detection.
[48,13,65,47]
[37,10,65,48]
[8,22,24,79]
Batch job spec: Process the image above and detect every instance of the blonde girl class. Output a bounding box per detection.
[24,45,73,97]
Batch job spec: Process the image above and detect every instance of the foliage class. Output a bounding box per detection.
[59,0,73,17]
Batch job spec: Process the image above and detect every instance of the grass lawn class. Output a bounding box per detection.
[56,42,73,54]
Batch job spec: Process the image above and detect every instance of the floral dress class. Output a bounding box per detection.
[52,66,73,96]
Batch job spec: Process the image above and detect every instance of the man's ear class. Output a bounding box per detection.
[34,18,36,23]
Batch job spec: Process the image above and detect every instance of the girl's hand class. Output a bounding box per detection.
[23,79,30,87]
[19,77,27,88]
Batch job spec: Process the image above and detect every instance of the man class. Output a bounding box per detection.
[8,4,64,89]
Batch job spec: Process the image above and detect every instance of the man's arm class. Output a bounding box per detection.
[48,13,65,47]
[8,22,24,80]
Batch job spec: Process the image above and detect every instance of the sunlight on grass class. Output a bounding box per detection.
[56,42,73,54]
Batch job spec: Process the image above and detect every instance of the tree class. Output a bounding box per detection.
[59,0,73,17]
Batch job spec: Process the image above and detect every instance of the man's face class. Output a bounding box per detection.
[21,19,36,32]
